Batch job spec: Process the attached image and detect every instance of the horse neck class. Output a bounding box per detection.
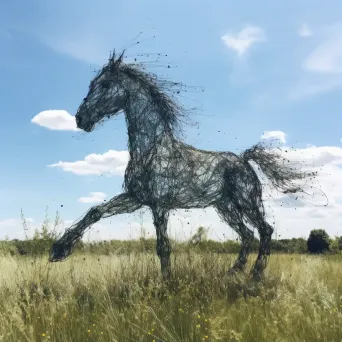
[124,93,174,156]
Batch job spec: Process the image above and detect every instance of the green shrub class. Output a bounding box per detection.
[307,229,330,254]
[338,236,342,251]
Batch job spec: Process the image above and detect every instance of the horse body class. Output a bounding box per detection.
[125,130,247,209]
[49,50,313,281]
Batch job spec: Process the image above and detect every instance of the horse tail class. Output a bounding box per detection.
[240,143,316,194]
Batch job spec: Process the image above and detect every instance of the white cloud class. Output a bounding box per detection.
[298,24,313,37]
[303,23,342,74]
[0,218,33,228]
[0,217,76,241]
[221,26,265,56]
[48,150,129,176]
[298,145,342,166]
[291,23,342,99]
[0,218,34,240]
[31,110,79,131]
[261,131,286,144]
[78,192,107,204]
[290,75,342,100]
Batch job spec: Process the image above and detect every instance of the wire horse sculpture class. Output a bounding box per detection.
[49,50,317,280]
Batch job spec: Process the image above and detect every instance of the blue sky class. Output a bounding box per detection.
[0,0,341,241]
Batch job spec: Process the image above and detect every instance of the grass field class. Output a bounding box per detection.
[0,250,341,342]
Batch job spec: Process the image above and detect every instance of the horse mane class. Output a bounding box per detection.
[89,48,193,138]
[122,63,192,136]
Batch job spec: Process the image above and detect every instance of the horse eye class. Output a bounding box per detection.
[101,80,111,89]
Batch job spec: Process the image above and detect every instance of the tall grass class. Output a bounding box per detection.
[1,213,341,341]
[0,251,342,341]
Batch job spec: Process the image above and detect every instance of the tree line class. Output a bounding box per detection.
[0,222,338,257]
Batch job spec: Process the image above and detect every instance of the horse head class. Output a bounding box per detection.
[75,50,129,132]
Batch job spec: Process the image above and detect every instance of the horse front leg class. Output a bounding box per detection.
[151,207,171,281]
[49,193,142,262]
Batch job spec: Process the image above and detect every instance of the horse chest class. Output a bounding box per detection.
[125,160,178,203]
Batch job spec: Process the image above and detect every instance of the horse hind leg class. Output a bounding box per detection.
[229,223,254,274]
[245,203,274,281]
[250,220,274,281]
[215,203,254,274]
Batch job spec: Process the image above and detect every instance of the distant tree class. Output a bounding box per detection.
[307,229,330,254]
[338,236,342,251]
[189,226,208,245]
[329,236,340,253]
[294,238,308,253]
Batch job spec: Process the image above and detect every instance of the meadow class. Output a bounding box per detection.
[0,246,341,342]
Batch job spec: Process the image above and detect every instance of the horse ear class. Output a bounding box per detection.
[115,50,125,66]
[109,49,116,65]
